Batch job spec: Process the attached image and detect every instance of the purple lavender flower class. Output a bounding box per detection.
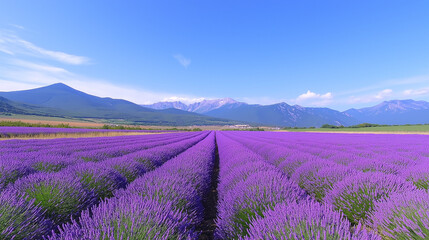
[291,160,337,196]
[49,194,194,240]
[277,152,317,177]
[0,160,35,190]
[217,161,279,200]
[324,172,416,224]
[115,173,203,225]
[292,161,358,201]
[371,190,429,239]
[401,163,429,190]
[0,189,52,239]
[215,170,307,239]
[245,200,380,240]
[349,159,401,175]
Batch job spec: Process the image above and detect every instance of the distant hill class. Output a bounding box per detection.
[344,99,429,125]
[0,83,241,126]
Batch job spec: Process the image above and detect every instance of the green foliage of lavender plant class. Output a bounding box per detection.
[232,201,272,238]
[32,162,64,172]
[78,172,113,199]
[25,183,79,224]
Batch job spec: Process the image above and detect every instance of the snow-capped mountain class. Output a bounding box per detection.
[142,101,188,111]
[143,98,243,114]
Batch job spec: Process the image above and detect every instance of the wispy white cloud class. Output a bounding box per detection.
[403,87,429,96]
[8,24,25,30]
[173,54,191,68]
[338,75,429,96]
[297,90,332,101]
[11,59,70,73]
[293,90,333,107]
[375,89,393,99]
[388,75,429,86]
[348,89,393,104]
[0,79,40,92]
[0,30,90,65]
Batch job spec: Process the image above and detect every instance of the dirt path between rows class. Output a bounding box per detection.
[198,136,220,239]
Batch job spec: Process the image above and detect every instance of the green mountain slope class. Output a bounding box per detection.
[0,83,240,126]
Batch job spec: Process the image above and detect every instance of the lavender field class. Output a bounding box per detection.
[0,129,428,239]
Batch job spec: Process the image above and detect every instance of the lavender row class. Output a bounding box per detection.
[48,131,216,239]
[224,131,429,239]
[0,132,210,239]
[214,132,307,239]
[0,133,199,163]
[215,132,381,239]
[224,131,429,185]
[0,131,194,154]
[69,132,204,162]
[226,131,429,167]
[0,133,205,191]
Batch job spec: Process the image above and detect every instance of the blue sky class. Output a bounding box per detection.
[0,1,429,110]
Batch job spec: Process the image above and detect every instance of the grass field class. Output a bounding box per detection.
[0,114,105,127]
[281,124,429,134]
[0,114,232,130]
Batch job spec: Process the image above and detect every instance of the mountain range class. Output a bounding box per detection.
[145,98,429,127]
[344,100,429,125]
[0,83,428,127]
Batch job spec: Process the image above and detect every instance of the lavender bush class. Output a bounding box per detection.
[49,194,193,240]
[324,172,416,224]
[0,160,35,190]
[65,162,127,200]
[245,200,380,240]
[371,190,429,239]
[401,163,429,190]
[10,172,96,225]
[0,189,52,239]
